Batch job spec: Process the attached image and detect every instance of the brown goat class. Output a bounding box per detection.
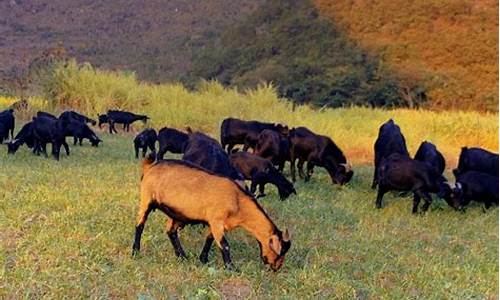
[132,155,291,271]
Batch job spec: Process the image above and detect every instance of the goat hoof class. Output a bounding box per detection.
[131,248,140,257]
[224,263,238,272]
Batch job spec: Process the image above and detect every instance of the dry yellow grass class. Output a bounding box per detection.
[5,61,498,167]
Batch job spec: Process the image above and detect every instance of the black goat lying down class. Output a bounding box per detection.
[157,127,188,159]
[100,110,149,133]
[376,153,459,213]
[134,128,157,158]
[230,151,296,200]
[451,171,499,210]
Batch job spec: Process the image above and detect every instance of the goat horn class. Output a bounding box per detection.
[340,163,352,172]
[283,229,290,242]
[455,182,462,190]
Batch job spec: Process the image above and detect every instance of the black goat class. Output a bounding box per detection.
[230,151,296,200]
[134,128,157,158]
[182,129,244,182]
[7,122,37,154]
[102,110,149,134]
[372,119,409,189]
[376,153,458,213]
[60,111,97,126]
[32,116,70,160]
[0,108,15,140]
[453,147,498,177]
[453,171,499,209]
[414,141,446,174]
[157,127,189,159]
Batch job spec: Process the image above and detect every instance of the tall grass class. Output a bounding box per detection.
[8,60,499,165]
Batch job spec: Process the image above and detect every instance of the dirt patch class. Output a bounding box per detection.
[219,278,252,300]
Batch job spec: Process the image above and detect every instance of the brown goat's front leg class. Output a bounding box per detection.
[199,232,214,264]
[166,219,187,259]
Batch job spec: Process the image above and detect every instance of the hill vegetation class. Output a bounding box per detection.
[314,0,499,111]
[186,0,426,108]
[1,0,497,110]
[0,0,262,82]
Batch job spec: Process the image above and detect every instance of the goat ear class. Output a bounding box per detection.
[269,235,282,255]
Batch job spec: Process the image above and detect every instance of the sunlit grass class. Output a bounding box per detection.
[4,61,498,168]
[0,133,497,298]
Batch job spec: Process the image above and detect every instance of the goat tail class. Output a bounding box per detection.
[142,152,156,177]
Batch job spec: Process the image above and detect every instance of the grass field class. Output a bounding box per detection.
[0,131,498,299]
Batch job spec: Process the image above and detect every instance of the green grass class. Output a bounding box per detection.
[0,132,497,299]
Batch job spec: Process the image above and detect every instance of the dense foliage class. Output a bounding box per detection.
[187,0,426,108]
[315,0,498,111]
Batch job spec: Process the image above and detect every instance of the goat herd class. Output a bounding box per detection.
[1,108,498,271]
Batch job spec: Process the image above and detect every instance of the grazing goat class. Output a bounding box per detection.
[0,123,5,144]
[98,114,110,129]
[0,108,15,140]
[32,116,70,160]
[59,110,97,126]
[289,126,353,185]
[134,128,157,158]
[230,151,296,200]
[7,122,37,154]
[372,119,409,189]
[452,171,499,209]
[157,127,188,159]
[453,147,498,177]
[37,111,57,120]
[64,121,102,147]
[255,129,291,172]
[103,110,149,133]
[182,129,243,181]
[414,141,446,174]
[376,153,458,213]
[132,155,292,271]
[220,118,289,152]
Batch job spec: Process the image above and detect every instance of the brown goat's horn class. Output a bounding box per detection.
[186,126,193,134]
[283,229,290,242]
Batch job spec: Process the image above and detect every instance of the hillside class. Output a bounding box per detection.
[186,0,425,108]
[0,0,262,82]
[314,0,499,111]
